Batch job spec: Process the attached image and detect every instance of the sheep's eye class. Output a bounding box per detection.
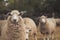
[9,14,12,16]
[8,14,12,16]
[18,14,21,16]
[7,12,12,16]
[20,13,24,16]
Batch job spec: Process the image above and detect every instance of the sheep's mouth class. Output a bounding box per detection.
[11,21,19,25]
[41,21,46,24]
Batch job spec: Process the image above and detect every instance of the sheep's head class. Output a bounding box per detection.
[8,10,22,23]
[40,15,47,24]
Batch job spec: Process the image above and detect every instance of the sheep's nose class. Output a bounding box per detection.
[26,39,28,40]
[13,19,16,22]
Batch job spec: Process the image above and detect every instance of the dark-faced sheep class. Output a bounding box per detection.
[38,15,56,40]
[2,10,26,40]
[23,17,37,40]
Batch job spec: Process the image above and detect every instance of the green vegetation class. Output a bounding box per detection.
[0,0,60,17]
[0,0,56,11]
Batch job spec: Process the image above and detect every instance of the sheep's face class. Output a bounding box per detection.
[41,18,46,23]
[11,13,20,23]
[8,10,21,23]
[40,16,47,24]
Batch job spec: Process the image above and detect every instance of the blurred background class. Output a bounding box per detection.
[0,0,60,19]
[0,1,60,40]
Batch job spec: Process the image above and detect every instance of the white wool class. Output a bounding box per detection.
[11,10,20,15]
[23,17,37,40]
[11,14,19,22]
[26,29,29,39]
[42,19,46,23]
[38,16,56,40]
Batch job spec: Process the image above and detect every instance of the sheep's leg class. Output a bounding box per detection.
[43,38,45,40]
[26,29,30,40]
[46,34,51,40]
[51,34,55,40]
[43,37,46,40]
[34,33,37,40]
[46,37,49,40]
[42,34,46,40]
[26,33,29,40]
[50,31,55,40]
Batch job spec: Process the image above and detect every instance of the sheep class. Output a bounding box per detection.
[0,20,7,40]
[1,10,26,40]
[23,17,37,40]
[38,15,56,40]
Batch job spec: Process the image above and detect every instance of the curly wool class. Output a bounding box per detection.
[2,16,26,40]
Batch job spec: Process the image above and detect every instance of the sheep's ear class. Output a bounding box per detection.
[39,17,41,19]
[20,11,27,16]
[20,12,24,16]
[7,12,11,16]
[45,16,47,18]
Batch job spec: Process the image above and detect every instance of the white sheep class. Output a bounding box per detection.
[23,17,37,40]
[38,15,56,40]
[1,10,26,40]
